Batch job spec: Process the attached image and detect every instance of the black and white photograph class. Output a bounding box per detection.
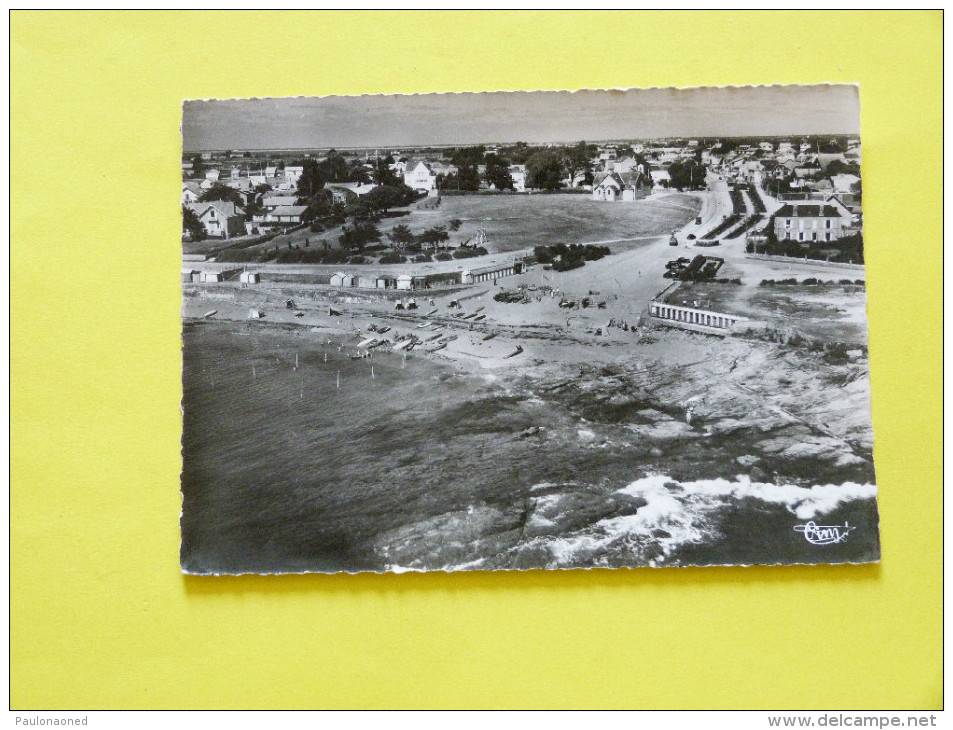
[180,85,879,575]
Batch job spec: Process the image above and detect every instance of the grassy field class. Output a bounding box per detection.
[397,192,702,253]
[192,192,702,261]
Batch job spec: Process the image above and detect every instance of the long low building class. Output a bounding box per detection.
[462,261,524,284]
[649,301,749,335]
[182,255,529,290]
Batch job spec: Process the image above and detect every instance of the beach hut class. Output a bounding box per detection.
[248,308,264,319]
[239,271,260,284]
[342,274,357,288]
[376,275,396,289]
[358,276,376,289]
[181,268,198,283]
[201,271,224,283]
[330,272,347,287]
[396,274,414,291]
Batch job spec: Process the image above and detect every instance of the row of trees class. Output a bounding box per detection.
[438,141,641,192]
[384,219,462,251]
[338,219,466,254]
[294,151,402,196]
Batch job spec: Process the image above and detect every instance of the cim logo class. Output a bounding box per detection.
[794,521,854,546]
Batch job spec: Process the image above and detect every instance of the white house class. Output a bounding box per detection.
[591,171,650,201]
[649,167,671,186]
[774,203,850,243]
[205,168,220,182]
[830,173,861,195]
[508,165,527,192]
[181,182,203,204]
[187,201,245,239]
[284,166,304,187]
[403,161,438,194]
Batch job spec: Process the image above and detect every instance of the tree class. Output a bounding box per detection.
[417,225,449,250]
[448,219,462,232]
[372,158,401,187]
[458,165,481,191]
[363,184,416,214]
[339,222,381,251]
[484,154,514,190]
[320,149,350,182]
[388,224,415,251]
[667,161,708,191]
[199,183,244,207]
[448,145,486,168]
[526,149,566,191]
[295,159,326,198]
[242,196,264,222]
[502,141,533,164]
[850,179,862,204]
[563,142,595,188]
[347,164,372,184]
[824,159,861,178]
[182,206,205,240]
[190,154,206,178]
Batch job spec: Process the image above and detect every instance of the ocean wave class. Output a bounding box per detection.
[617,474,877,520]
[459,475,877,570]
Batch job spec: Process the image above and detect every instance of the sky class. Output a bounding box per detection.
[182,85,861,151]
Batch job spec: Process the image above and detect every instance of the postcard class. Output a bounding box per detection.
[180,86,878,574]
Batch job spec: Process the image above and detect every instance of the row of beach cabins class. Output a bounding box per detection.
[182,260,525,290]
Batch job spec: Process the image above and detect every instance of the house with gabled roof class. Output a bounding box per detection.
[829,173,861,196]
[591,170,651,201]
[265,205,309,225]
[324,182,377,205]
[773,202,850,243]
[182,182,203,204]
[187,201,245,239]
[403,160,438,194]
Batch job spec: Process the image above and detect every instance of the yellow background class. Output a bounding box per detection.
[11,11,942,709]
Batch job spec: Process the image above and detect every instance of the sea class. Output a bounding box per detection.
[180,320,879,574]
